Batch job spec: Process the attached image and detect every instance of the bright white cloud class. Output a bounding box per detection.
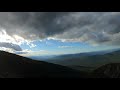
[25,41,36,48]
[0,28,17,44]
[29,43,36,48]
[58,46,73,48]
[0,27,26,45]
[0,27,37,53]
[16,49,50,56]
[0,47,15,53]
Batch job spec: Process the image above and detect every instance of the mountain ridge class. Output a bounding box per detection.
[0,51,89,78]
[92,63,120,78]
[45,49,120,68]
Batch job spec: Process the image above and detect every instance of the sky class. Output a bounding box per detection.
[0,12,120,56]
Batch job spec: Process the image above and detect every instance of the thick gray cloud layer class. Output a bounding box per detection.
[0,42,22,51]
[0,12,69,39]
[0,12,120,46]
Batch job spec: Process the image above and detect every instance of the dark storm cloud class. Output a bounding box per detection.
[0,12,70,39]
[0,12,120,46]
[0,42,22,51]
[52,12,120,46]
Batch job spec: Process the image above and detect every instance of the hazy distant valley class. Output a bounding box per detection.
[27,49,120,72]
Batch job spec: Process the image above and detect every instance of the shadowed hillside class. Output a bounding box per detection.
[1,50,120,78]
[0,51,90,78]
[92,63,120,78]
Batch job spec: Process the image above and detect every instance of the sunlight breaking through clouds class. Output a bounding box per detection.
[0,12,120,46]
[0,27,36,53]
[0,12,120,55]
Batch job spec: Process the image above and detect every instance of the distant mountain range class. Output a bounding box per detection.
[28,48,120,61]
[28,48,120,68]
[48,49,120,69]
